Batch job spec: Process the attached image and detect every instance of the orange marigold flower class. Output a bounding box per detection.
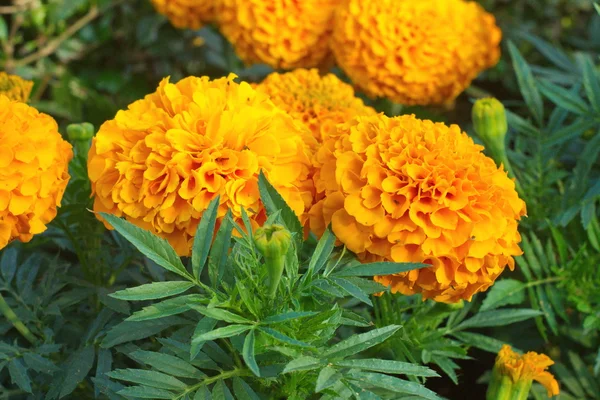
[215,0,342,69]
[0,95,73,250]
[0,72,34,103]
[493,345,560,398]
[88,74,316,256]
[331,0,502,105]
[150,0,215,29]
[309,114,526,303]
[256,69,376,143]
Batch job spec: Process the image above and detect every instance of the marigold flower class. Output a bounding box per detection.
[0,72,34,103]
[150,0,215,29]
[309,114,526,303]
[488,345,559,398]
[88,75,316,256]
[215,0,342,69]
[331,0,502,105]
[256,69,376,143]
[0,95,73,250]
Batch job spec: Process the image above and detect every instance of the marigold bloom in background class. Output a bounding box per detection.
[331,0,501,105]
[215,0,342,69]
[0,72,34,103]
[309,114,526,303]
[256,69,376,143]
[150,0,215,29]
[487,345,559,399]
[88,74,316,256]
[0,96,73,250]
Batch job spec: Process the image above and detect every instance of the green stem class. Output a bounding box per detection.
[0,292,37,344]
[175,368,250,399]
[511,380,532,400]
[266,256,285,299]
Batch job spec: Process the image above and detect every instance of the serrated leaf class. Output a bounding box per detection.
[346,371,441,400]
[0,17,7,42]
[323,325,401,359]
[193,196,220,279]
[262,311,318,324]
[208,210,233,288]
[452,332,507,354]
[131,350,204,379]
[316,366,341,393]
[195,386,212,400]
[127,294,202,322]
[101,316,186,348]
[232,377,260,400]
[9,359,32,393]
[118,386,175,399]
[307,227,336,277]
[212,379,234,400]
[101,213,192,281]
[480,279,526,311]
[508,41,544,126]
[191,317,218,359]
[578,54,600,113]
[334,262,427,277]
[108,369,187,391]
[455,309,542,331]
[243,330,260,377]
[0,246,17,284]
[57,346,96,398]
[191,324,251,343]
[333,359,438,377]
[110,281,195,301]
[538,79,590,115]
[23,353,59,374]
[330,277,372,306]
[259,327,312,348]
[283,356,324,373]
[192,306,252,324]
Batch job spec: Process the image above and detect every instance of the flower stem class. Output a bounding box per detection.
[0,292,37,344]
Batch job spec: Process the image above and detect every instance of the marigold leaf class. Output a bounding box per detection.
[307,226,336,277]
[538,79,590,115]
[480,279,526,311]
[316,366,342,393]
[259,327,312,348]
[508,41,544,126]
[110,281,195,301]
[192,324,252,343]
[192,306,252,324]
[333,262,427,277]
[243,330,260,377]
[130,350,205,379]
[322,325,401,359]
[117,386,175,399]
[232,377,261,400]
[192,196,220,280]
[108,369,187,391]
[208,209,234,289]
[262,311,318,324]
[333,359,439,377]
[345,371,441,400]
[283,356,324,373]
[455,309,543,331]
[8,359,32,393]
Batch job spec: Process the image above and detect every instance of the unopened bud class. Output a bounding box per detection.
[472,97,508,144]
[66,123,95,141]
[254,224,291,298]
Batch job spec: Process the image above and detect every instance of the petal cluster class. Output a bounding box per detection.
[255,69,376,143]
[0,72,34,103]
[0,96,73,249]
[150,0,215,30]
[495,345,560,397]
[309,114,526,303]
[88,75,316,256]
[215,0,342,69]
[331,0,501,105]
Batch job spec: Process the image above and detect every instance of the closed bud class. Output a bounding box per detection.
[66,123,95,141]
[254,224,291,298]
[472,97,508,144]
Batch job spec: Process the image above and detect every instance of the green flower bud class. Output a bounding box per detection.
[66,122,95,141]
[472,97,508,144]
[254,224,291,298]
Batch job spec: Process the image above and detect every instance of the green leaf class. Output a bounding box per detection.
[323,325,401,359]
[262,311,318,324]
[307,227,336,277]
[243,330,260,377]
[212,379,234,400]
[108,369,187,391]
[333,359,438,377]
[283,356,324,373]
[131,350,204,378]
[578,54,600,113]
[23,353,58,374]
[194,386,212,400]
[9,359,32,393]
[58,346,96,398]
[208,209,233,288]
[480,279,526,311]
[100,213,192,280]
[508,41,544,126]
[0,246,17,284]
[118,386,175,399]
[430,355,459,385]
[330,277,372,306]
[258,171,303,250]
[346,371,440,400]
[0,17,7,42]
[191,317,218,359]
[452,332,507,354]
[568,351,600,396]
[192,306,252,324]
[127,294,203,322]
[316,366,342,393]
[193,196,220,279]
[455,309,543,330]
[259,327,312,348]
[334,262,427,277]
[101,316,186,347]
[537,79,590,115]
[191,324,252,343]
[595,2,600,14]
[232,377,261,400]
[110,281,195,301]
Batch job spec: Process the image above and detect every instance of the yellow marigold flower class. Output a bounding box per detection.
[0,72,34,103]
[488,345,560,398]
[215,0,342,69]
[150,0,215,30]
[256,69,376,143]
[309,114,526,303]
[88,75,316,256]
[331,0,502,105]
[0,95,73,250]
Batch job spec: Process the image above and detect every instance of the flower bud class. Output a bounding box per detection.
[254,224,292,298]
[67,123,95,141]
[472,97,508,144]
